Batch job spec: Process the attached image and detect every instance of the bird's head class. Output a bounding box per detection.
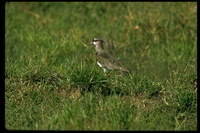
[89,38,105,52]
[89,38,104,46]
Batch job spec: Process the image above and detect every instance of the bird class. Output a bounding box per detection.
[89,38,129,74]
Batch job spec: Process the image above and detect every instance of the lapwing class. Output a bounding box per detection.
[89,38,129,74]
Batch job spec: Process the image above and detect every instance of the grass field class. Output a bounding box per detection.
[5,2,197,130]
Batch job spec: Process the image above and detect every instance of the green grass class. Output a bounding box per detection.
[5,2,197,130]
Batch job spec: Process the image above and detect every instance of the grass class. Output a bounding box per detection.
[5,2,197,130]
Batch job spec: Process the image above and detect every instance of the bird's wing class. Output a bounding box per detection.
[97,51,128,71]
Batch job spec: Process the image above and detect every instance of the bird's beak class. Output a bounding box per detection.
[89,42,93,45]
